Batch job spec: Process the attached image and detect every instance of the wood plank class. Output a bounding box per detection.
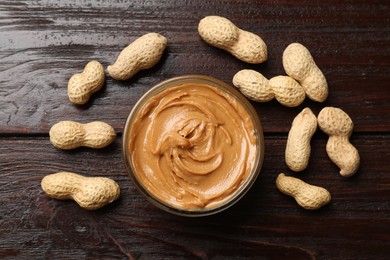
[0,1,389,134]
[1,1,389,259]
[0,135,389,259]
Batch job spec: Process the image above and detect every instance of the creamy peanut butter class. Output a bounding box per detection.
[128,83,258,210]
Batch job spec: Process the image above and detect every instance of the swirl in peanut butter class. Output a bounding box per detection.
[129,83,257,210]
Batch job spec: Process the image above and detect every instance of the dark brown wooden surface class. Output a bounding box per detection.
[1,1,389,259]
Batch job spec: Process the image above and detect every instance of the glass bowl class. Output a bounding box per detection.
[122,75,264,217]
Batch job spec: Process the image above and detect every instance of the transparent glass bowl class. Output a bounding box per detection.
[122,75,264,217]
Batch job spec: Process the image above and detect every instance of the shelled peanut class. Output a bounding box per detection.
[285,108,318,171]
[107,32,167,80]
[232,69,306,107]
[198,16,267,64]
[283,43,328,102]
[276,173,331,210]
[318,107,360,177]
[49,121,116,150]
[41,172,120,210]
[68,60,105,105]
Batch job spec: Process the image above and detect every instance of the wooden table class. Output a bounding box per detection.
[1,1,389,259]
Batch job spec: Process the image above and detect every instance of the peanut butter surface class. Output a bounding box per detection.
[128,83,257,210]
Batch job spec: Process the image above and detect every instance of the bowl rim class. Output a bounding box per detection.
[122,74,264,217]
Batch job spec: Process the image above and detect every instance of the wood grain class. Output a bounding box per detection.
[1,1,390,259]
[0,1,389,134]
[0,136,389,259]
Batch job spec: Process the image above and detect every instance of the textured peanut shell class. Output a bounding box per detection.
[283,43,328,102]
[68,60,105,105]
[268,76,306,107]
[318,107,360,177]
[285,108,318,171]
[49,121,116,150]
[233,69,306,107]
[107,33,167,80]
[276,173,331,210]
[198,16,267,64]
[232,69,273,102]
[41,172,120,210]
